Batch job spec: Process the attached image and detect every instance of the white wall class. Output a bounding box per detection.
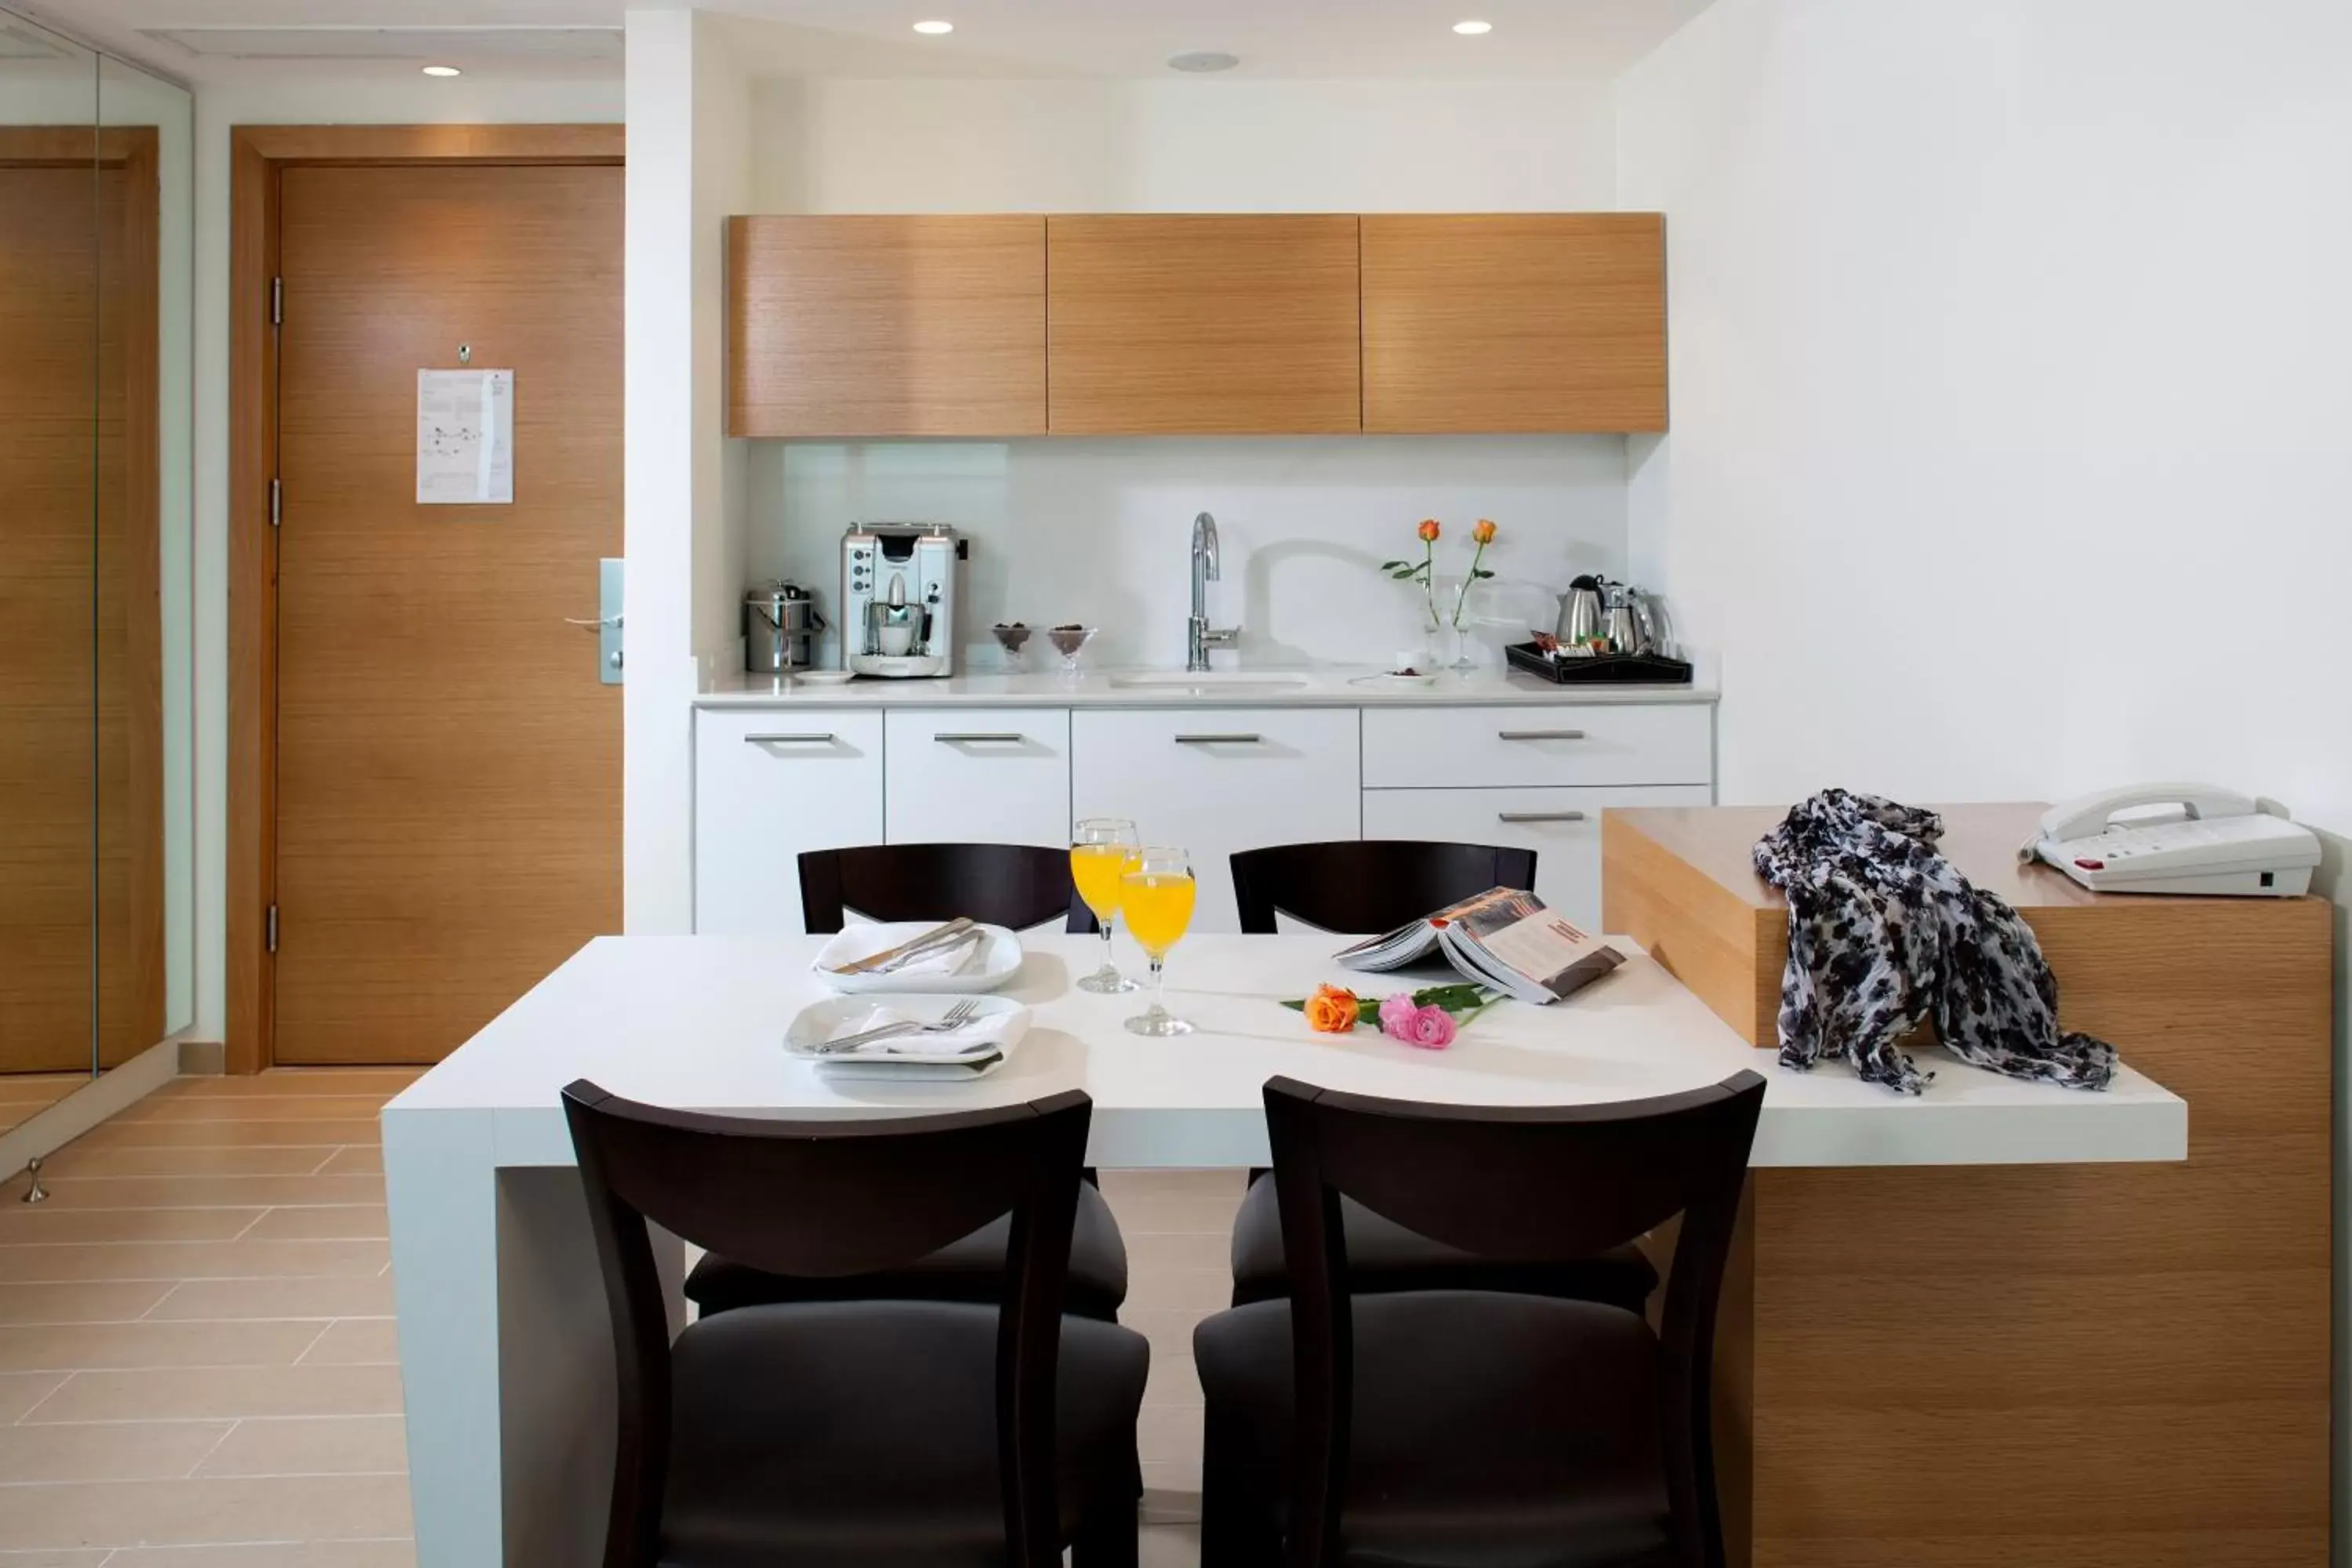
[741,74,1632,673]
[1617,0,2352,1536]
[187,74,622,1038]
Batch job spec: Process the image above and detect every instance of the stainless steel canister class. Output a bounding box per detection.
[744,581,826,673]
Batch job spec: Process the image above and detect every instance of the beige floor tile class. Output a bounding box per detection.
[312,1149,382,1178]
[1143,1354,1200,1410]
[0,1283,175,1328]
[1098,1192,1245,1235]
[22,1365,405,1424]
[1120,1306,1216,1356]
[1141,1457,1203,1497]
[158,1069,421,1098]
[0,1473,414,1552]
[0,1210,264,1247]
[104,1542,416,1568]
[297,1321,397,1367]
[0,1371,69,1423]
[194,1415,408,1478]
[0,1320,328,1374]
[1125,1233,1229,1272]
[1138,1521,1200,1568]
[67,1120,381,1152]
[115,1098,391,1126]
[145,1277,394,1323]
[1099,1170,1247,1201]
[34,1147,339,1180]
[1122,1269,1232,1312]
[0,1421,234,1483]
[0,1074,89,1102]
[27,1176,387,1212]
[243,1208,387,1243]
[1138,1403,1205,1469]
[0,1550,112,1566]
[2,1240,389,1285]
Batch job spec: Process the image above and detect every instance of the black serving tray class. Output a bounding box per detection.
[1505,642,1694,686]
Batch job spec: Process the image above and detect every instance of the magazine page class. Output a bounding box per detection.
[1436,889,1626,1004]
[1333,917,1444,973]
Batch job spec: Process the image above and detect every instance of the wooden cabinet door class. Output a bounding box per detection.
[694,710,884,935]
[1362,214,1667,434]
[1069,707,1360,933]
[728,216,1046,437]
[1047,216,1361,435]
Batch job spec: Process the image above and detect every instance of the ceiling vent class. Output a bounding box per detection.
[140,26,622,63]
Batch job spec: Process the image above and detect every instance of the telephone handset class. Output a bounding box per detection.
[2023,783,2318,897]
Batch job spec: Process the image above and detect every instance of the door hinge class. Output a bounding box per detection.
[268,477,281,528]
[265,904,279,955]
[270,276,283,325]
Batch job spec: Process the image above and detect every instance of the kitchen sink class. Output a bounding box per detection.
[1106,671,1313,691]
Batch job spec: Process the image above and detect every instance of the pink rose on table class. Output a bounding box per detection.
[1377,993,1419,1041]
[1406,1004,1457,1050]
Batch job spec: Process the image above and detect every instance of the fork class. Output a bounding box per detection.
[818,998,982,1055]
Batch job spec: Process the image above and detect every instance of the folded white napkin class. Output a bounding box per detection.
[828,924,985,978]
[822,1004,1016,1060]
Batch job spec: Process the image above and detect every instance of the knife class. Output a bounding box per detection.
[829,917,976,975]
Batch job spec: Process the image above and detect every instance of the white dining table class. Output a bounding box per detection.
[382,932,2184,1566]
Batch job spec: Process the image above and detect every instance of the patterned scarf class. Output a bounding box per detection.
[1751,789,2117,1095]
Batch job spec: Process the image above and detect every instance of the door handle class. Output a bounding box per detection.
[1497,729,1587,742]
[1174,734,1264,745]
[934,733,1025,744]
[744,733,837,745]
[1497,811,1588,824]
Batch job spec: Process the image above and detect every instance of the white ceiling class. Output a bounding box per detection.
[35,0,1716,84]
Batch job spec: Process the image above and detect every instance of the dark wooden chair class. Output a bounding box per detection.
[563,1081,1148,1568]
[1228,839,1538,937]
[1193,1071,1766,1568]
[798,843,1101,935]
[1225,837,1657,1315]
[690,843,1128,1325]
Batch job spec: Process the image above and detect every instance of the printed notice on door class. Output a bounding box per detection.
[416,368,514,505]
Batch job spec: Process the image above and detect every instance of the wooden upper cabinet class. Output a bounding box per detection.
[1361,214,1667,434]
[1046,215,1362,435]
[727,216,1046,437]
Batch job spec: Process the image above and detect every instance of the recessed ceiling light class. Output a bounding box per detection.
[420,63,461,76]
[1167,49,1240,73]
[1452,20,1494,34]
[912,20,953,34]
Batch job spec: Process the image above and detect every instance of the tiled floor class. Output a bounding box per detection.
[1,1074,91,1136]
[0,1069,1235,1566]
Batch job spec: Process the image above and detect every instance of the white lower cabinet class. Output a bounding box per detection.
[694,710,884,934]
[1070,708,1362,933]
[885,709,1071,847]
[1361,784,1714,930]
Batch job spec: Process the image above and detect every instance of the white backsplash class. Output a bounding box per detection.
[745,437,1628,670]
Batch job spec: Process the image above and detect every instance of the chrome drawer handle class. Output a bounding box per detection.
[744,733,837,745]
[1497,811,1588,824]
[1498,729,1588,742]
[934,733,1025,744]
[1174,734,1264,745]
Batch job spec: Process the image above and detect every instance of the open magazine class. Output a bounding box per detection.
[1334,887,1625,1006]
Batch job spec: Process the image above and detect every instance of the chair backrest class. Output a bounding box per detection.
[1229,840,1539,935]
[798,843,1099,935]
[1261,1070,1766,1568]
[561,1081,1093,1568]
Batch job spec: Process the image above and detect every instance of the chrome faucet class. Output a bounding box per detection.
[1186,511,1239,672]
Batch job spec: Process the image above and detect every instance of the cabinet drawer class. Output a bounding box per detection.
[885,709,1071,848]
[1360,704,1711,789]
[694,710,884,935]
[1071,708,1360,933]
[1362,785,1712,931]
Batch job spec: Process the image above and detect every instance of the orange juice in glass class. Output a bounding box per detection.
[1120,847,1196,1036]
[1070,818,1141,993]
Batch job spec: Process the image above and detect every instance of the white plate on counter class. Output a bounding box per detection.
[785,993,1030,1080]
[811,921,1024,994]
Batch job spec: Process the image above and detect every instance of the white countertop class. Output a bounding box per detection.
[696,664,1719,710]
[387,933,2183,1170]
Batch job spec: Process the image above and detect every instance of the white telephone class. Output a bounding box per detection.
[2021,783,2320,897]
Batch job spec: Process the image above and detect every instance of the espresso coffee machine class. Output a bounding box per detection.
[841,524,962,678]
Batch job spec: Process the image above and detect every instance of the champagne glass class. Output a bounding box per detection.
[1069,818,1142,994]
[1120,847,1197,1037]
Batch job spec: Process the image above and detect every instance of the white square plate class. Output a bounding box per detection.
[811,922,1025,994]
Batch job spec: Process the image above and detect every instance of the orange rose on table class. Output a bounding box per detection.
[1303,984,1362,1033]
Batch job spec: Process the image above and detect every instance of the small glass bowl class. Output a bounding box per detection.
[1046,626,1096,677]
[990,624,1034,672]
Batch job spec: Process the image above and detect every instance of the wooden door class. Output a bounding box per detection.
[1361,213,1668,434]
[1046,215,1362,434]
[728,216,1046,437]
[274,163,622,1064]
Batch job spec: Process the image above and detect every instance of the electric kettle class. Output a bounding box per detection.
[1556,576,1606,645]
